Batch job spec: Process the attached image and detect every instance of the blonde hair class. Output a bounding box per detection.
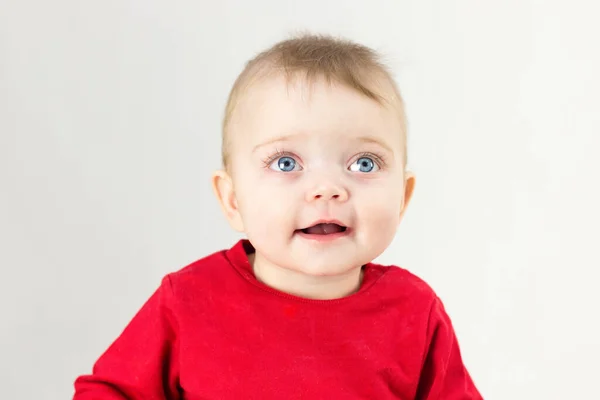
[221,33,407,170]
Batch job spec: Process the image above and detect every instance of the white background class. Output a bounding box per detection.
[1,1,599,399]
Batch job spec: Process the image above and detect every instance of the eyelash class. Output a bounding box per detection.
[261,149,387,170]
[261,148,297,169]
[356,152,386,169]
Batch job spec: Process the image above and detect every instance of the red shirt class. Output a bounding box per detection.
[74,240,482,399]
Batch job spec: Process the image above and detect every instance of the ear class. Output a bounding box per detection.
[399,171,416,222]
[211,169,245,232]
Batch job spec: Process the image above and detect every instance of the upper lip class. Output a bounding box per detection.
[299,219,348,230]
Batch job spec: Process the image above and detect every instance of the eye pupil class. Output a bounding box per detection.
[356,157,374,172]
[278,156,296,172]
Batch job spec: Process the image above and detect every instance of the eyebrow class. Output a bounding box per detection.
[252,133,395,154]
[252,132,308,153]
[355,136,394,155]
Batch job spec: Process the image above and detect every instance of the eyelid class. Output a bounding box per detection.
[261,149,386,171]
[262,149,303,170]
[351,152,386,169]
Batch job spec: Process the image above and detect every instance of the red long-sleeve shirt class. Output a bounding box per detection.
[73,240,482,399]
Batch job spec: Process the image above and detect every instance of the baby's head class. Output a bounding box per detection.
[213,34,415,285]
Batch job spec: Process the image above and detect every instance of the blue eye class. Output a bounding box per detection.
[350,157,378,173]
[271,156,297,172]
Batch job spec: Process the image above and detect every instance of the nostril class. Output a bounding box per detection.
[309,188,347,201]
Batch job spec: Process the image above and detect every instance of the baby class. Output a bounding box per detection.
[73,34,482,399]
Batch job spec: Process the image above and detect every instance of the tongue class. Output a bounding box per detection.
[305,223,343,235]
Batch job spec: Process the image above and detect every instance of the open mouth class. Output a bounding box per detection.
[299,223,347,235]
[295,222,350,242]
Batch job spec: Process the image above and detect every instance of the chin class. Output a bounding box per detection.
[292,257,360,277]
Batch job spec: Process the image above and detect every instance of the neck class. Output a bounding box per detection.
[248,252,364,300]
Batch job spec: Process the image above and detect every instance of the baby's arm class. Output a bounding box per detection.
[415,296,483,399]
[73,276,180,400]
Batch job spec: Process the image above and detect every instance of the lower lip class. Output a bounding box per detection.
[295,229,351,242]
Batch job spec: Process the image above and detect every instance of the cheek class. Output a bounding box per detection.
[356,198,400,251]
[236,178,298,233]
[362,201,401,227]
[354,184,403,226]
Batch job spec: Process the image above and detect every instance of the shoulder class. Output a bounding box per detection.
[367,261,441,311]
[160,242,244,304]
[170,247,230,281]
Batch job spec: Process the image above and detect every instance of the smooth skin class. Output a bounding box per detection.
[213,75,415,300]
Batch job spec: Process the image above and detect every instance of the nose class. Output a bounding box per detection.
[305,181,349,203]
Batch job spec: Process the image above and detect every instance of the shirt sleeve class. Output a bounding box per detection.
[73,275,180,400]
[415,296,483,400]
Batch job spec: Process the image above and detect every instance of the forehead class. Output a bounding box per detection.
[229,74,404,152]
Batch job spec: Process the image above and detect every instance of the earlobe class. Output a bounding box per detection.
[211,170,245,232]
[399,171,416,221]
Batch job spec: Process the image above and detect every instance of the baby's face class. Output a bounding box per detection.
[225,75,411,277]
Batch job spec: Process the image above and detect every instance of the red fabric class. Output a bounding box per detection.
[74,240,482,399]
